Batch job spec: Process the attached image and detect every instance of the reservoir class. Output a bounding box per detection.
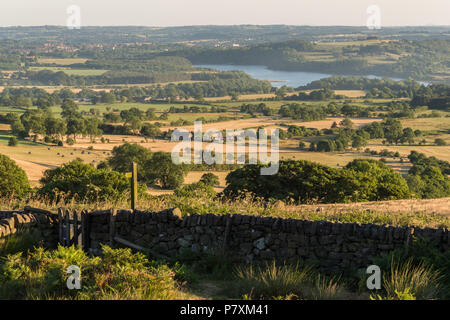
[195,64,408,88]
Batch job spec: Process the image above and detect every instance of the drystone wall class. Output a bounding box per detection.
[0,207,58,248]
[87,208,450,273]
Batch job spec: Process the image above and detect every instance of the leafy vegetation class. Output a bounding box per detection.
[224,159,411,204]
[0,245,181,300]
[0,154,31,198]
[38,160,132,202]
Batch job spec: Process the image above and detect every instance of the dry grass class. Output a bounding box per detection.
[165,116,282,132]
[367,143,450,162]
[401,117,450,131]
[0,124,11,131]
[0,144,107,184]
[37,58,88,65]
[281,117,382,130]
[287,197,450,218]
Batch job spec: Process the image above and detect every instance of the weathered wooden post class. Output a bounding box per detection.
[58,207,64,245]
[109,209,117,247]
[131,162,138,211]
[65,209,70,246]
[81,210,89,251]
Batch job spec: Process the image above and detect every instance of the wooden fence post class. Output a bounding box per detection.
[81,210,89,251]
[73,210,80,247]
[58,208,64,245]
[109,209,117,247]
[65,209,70,246]
[131,162,138,211]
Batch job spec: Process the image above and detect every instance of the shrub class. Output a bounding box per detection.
[373,258,443,300]
[7,137,18,147]
[0,245,179,300]
[66,137,75,145]
[372,237,450,299]
[199,173,220,187]
[174,182,216,198]
[231,261,344,300]
[0,154,30,198]
[0,229,44,256]
[38,160,131,202]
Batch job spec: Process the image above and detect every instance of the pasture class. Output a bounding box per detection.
[29,67,108,76]
[37,58,88,65]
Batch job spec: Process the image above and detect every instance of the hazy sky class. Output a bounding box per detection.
[0,0,448,27]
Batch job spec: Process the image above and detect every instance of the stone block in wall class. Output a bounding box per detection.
[296,247,309,257]
[233,214,242,225]
[177,238,191,248]
[250,229,262,240]
[90,232,109,242]
[319,235,336,245]
[260,249,274,260]
[331,222,341,235]
[271,218,280,230]
[116,211,128,222]
[134,225,145,235]
[309,236,318,246]
[239,215,249,224]
[304,221,316,235]
[91,214,108,224]
[378,244,394,250]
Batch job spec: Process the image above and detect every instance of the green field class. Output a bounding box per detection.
[29,67,108,76]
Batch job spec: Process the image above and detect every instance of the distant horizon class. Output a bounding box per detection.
[1,1,448,27]
[1,24,449,28]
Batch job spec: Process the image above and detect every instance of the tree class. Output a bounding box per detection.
[8,137,18,146]
[38,160,130,202]
[316,140,336,152]
[230,92,240,101]
[141,123,161,138]
[223,159,411,204]
[223,160,341,203]
[406,165,450,199]
[199,173,220,187]
[144,152,188,189]
[0,154,30,198]
[84,118,102,142]
[20,109,46,136]
[339,159,411,202]
[44,117,66,140]
[66,117,86,141]
[435,138,446,146]
[108,143,152,180]
[101,92,116,104]
[61,99,80,119]
[352,135,367,150]
[401,127,415,145]
[146,108,157,120]
[340,117,354,129]
[382,118,403,144]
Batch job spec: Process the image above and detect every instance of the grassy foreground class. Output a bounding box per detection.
[0,230,449,300]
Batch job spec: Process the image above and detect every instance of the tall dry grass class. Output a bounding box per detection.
[1,193,449,228]
[231,261,345,300]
